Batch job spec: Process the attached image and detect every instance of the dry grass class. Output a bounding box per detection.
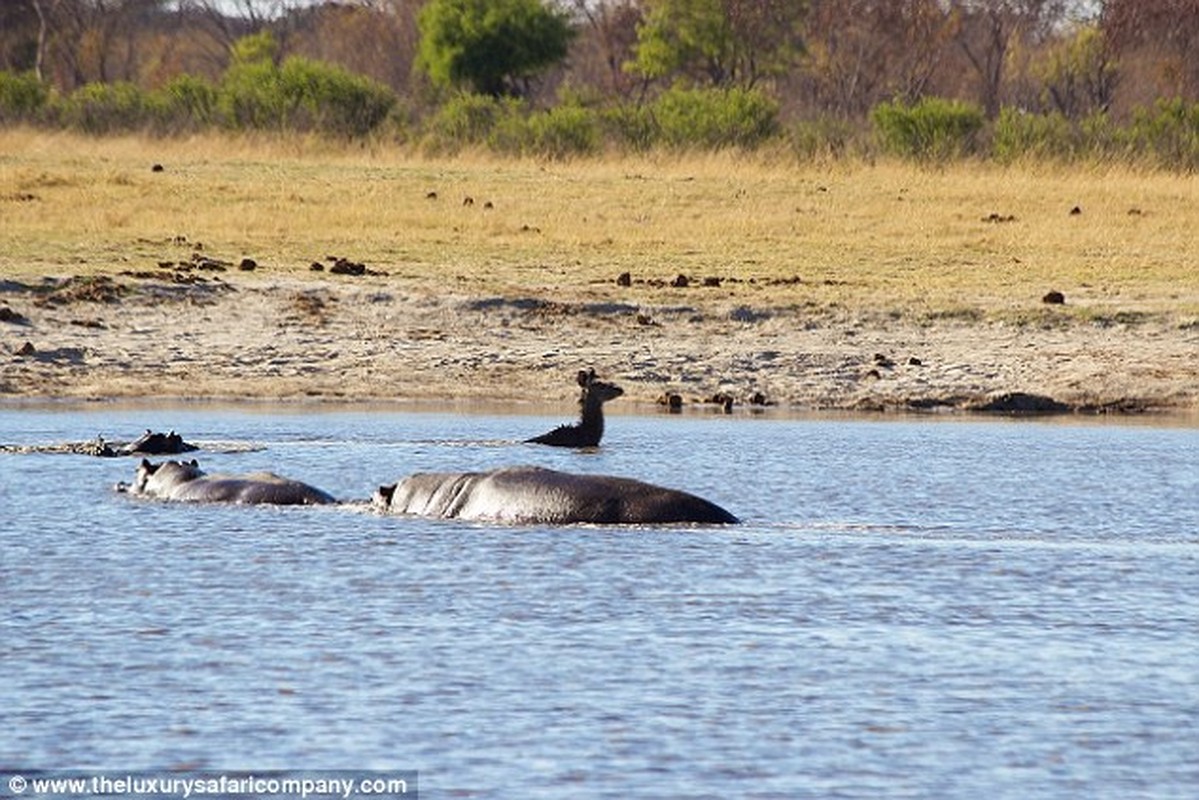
[2,128,1196,321]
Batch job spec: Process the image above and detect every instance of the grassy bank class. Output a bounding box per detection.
[2,128,1196,324]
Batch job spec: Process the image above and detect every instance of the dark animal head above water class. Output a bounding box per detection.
[527,368,624,448]
[121,429,198,456]
[133,458,203,494]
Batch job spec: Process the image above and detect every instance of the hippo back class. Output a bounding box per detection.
[173,473,336,505]
[378,466,737,525]
[130,459,335,505]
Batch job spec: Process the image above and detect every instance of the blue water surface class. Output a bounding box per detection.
[2,404,1197,799]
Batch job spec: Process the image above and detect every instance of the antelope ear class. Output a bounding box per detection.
[578,368,596,387]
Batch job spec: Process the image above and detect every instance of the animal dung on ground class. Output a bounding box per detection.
[324,257,386,277]
[1,306,29,325]
[1042,290,1066,304]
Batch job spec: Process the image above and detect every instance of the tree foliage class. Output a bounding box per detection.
[629,0,806,88]
[1033,25,1118,117]
[1101,0,1199,105]
[2,0,1198,168]
[416,0,575,97]
[872,96,985,160]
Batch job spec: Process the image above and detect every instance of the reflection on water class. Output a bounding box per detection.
[2,405,1198,798]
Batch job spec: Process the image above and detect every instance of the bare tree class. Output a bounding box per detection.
[0,2,38,75]
[798,0,955,115]
[568,0,644,98]
[1101,0,1199,108]
[286,0,422,93]
[27,0,171,89]
[949,0,1067,116]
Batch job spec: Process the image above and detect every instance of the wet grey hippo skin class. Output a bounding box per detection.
[120,459,336,505]
[373,466,738,525]
[120,429,198,456]
[527,368,624,448]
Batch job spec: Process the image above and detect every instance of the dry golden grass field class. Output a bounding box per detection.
[1,129,1197,412]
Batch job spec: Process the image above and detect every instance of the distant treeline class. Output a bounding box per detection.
[4,58,1197,171]
[2,1,1198,168]
[1,70,1195,173]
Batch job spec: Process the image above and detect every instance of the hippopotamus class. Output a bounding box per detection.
[119,459,336,505]
[527,368,624,448]
[119,429,198,456]
[373,465,738,525]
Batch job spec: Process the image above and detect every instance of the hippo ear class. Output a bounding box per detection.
[378,484,396,503]
[189,459,199,467]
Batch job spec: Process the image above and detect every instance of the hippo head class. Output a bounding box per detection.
[373,483,397,509]
[134,458,203,495]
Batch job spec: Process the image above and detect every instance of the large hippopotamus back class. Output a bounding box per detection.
[126,459,336,506]
[374,466,737,525]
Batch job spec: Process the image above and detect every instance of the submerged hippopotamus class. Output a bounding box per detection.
[373,465,738,525]
[120,429,198,456]
[119,459,336,505]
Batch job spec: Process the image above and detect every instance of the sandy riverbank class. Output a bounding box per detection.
[2,270,1196,416]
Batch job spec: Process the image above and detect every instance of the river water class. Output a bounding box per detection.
[2,404,1197,799]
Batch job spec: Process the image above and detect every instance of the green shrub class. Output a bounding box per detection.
[218,58,286,130]
[650,86,780,150]
[0,70,49,123]
[277,57,395,137]
[871,97,984,161]
[600,104,658,152]
[524,104,601,158]
[428,98,598,159]
[423,93,524,151]
[216,34,394,136]
[788,115,858,160]
[993,107,1079,162]
[1124,99,1199,171]
[157,74,219,131]
[61,81,159,133]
